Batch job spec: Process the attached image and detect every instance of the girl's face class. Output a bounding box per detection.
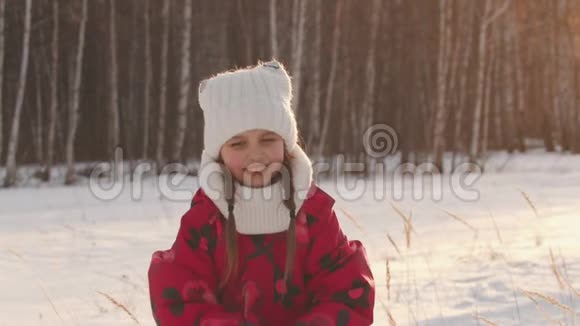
[219,129,285,188]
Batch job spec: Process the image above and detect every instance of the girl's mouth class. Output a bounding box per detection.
[246,162,267,173]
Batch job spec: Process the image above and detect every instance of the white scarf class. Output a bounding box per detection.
[199,145,314,235]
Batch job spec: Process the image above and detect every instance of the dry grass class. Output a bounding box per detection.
[442,209,478,237]
[488,212,503,244]
[97,291,141,325]
[519,190,543,246]
[519,190,540,218]
[389,202,414,249]
[387,308,397,326]
[519,288,575,315]
[472,314,499,326]
[6,247,24,259]
[386,234,402,256]
[519,288,567,326]
[549,249,580,298]
[338,207,368,236]
[549,249,566,290]
[386,257,391,300]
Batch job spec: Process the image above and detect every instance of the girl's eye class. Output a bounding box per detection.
[262,138,276,143]
[230,141,244,147]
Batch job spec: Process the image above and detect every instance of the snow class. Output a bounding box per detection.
[1,151,579,325]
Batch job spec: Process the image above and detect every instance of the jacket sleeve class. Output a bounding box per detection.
[148,207,246,326]
[294,206,375,326]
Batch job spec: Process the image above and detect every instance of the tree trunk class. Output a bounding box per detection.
[306,0,322,154]
[433,0,452,172]
[123,0,140,180]
[482,24,498,157]
[156,0,170,172]
[318,0,343,159]
[0,0,5,164]
[470,0,511,162]
[361,0,382,174]
[64,0,88,185]
[567,0,580,153]
[469,0,491,163]
[270,0,279,59]
[510,8,527,152]
[4,0,32,187]
[291,0,307,117]
[542,15,556,153]
[44,0,59,181]
[236,0,252,64]
[143,0,152,160]
[503,12,516,152]
[33,57,44,164]
[172,0,192,163]
[556,0,573,151]
[108,0,120,159]
[452,2,475,169]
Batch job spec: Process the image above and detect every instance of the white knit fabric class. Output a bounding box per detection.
[198,145,314,235]
[198,60,298,161]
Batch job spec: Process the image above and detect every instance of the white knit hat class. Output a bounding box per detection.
[196,60,315,234]
[198,60,298,160]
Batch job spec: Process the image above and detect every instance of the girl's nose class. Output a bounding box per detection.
[247,141,266,156]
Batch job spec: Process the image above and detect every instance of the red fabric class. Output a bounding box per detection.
[148,185,375,326]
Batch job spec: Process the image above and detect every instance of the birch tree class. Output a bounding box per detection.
[432,0,452,171]
[44,0,59,180]
[306,0,322,152]
[0,0,5,164]
[143,0,152,159]
[172,0,192,163]
[361,0,383,172]
[270,0,279,59]
[155,0,170,171]
[64,0,88,185]
[318,0,343,158]
[469,0,511,163]
[108,0,120,158]
[4,0,32,187]
[291,0,307,117]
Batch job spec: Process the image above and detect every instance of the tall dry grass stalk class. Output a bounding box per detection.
[386,257,391,300]
[386,234,402,256]
[338,207,368,236]
[390,202,414,249]
[442,210,478,237]
[518,190,543,246]
[549,249,566,290]
[519,288,575,315]
[488,212,502,244]
[472,314,499,326]
[97,291,141,325]
[549,249,580,298]
[387,307,397,326]
[520,190,539,218]
[519,288,566,326]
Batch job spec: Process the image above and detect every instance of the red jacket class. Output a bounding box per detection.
[148,185,375,326]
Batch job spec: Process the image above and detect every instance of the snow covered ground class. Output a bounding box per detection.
[1,151,579,325]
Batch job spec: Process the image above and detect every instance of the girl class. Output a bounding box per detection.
[148,60,375,325]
